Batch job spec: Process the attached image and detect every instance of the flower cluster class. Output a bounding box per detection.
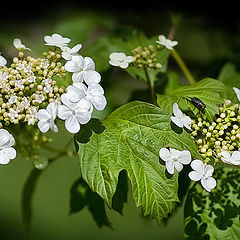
[191,99,240,165]
[0,33,107,165]
[159,102,217,192]
[108,34,177,70]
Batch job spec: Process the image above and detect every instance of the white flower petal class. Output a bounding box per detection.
[4,147,16,159]
[46,102,58,119]
[159,148,171,161]
[82,70,101,85]
[188,171,202,181]
[190,160,205,174]
[58,104,73,120]
[174,161,183,172]
[65,115,80,133]
[90,95,107,111]
[231,151,240,165]
[171,116,184,128]
[37,109,50,121]
[0,151,10,164]
[169,148,180,159]
[119,61,129,69]
[166,160,174,174]
[182,116,192,130]
[65,60,80,72]
[38,120,50,133]
[62,51,72,61]
[72,72,84,83]
[66,85,85,103]
[172,103,183,118]
[70,44,82,54]
[83,57,95,70]
[0,129,11,146]
[204,165,214,177]
[0,55,7,67]
[233,87,240,101]
[201,177,216,192]
[178,150,191,165]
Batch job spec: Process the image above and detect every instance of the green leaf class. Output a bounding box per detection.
[157,78,225,122]
[218,62,240,103]
[70,177,112,228]
[21,168,43,231]
[75,101,199,224]
[184,168,240,240]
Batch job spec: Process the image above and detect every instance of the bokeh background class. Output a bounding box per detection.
[0,2,240,240]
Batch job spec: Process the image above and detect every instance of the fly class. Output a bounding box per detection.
[185,97,206,112]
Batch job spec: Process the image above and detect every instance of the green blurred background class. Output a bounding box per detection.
[0,2,240,240]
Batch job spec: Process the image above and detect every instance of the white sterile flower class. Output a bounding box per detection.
[44,33,71,48]
[58,93,93,134]
[0,54,7,67]
[233,87,240,101]
[221,151,240,165]
[37,101,58,133]
[157,35,178,50]
[61,44,82,61]
[65,55,101,85]
[0,129,17,164]
[72,82,107,111]
[159,147,191,174]
[171,103,192,130]
[109,52,133,69]
[13,38,31,51]
[189,160,216,192]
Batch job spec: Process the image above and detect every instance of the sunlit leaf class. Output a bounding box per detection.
[157,78,225,121]
[75,101,199,224]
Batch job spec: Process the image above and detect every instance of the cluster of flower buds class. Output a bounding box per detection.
[191,100,240,165]
[0,33,107,165]
[131,45,162,69]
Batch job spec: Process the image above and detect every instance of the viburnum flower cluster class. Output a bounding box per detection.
[160,89,240,192]
[0,33,107,165]
[159,102,216,192]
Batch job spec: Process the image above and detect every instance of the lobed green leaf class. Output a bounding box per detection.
[75,101,199,224]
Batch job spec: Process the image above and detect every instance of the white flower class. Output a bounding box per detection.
[58,93,93,134]
[0,54,7,67]
[37,102,58,133]
[189,160,216,192]
[71,82,107,111]
[61,44,82,60]
[159,147,191,174]
[171,103,192,130]
[109,52,133,69]
[233,87,240,101]
[0,129,17,164]
[13,38,31,51]
[44,33,71,48]
[221,151,240,165]
[64,55,101,85]
[156,35,178,50]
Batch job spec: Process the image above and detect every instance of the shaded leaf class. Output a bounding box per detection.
[70,177,112,228]
[184,168,240,240]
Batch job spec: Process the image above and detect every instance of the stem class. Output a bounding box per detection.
[171,49,196,85]
[144,68,157,105]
